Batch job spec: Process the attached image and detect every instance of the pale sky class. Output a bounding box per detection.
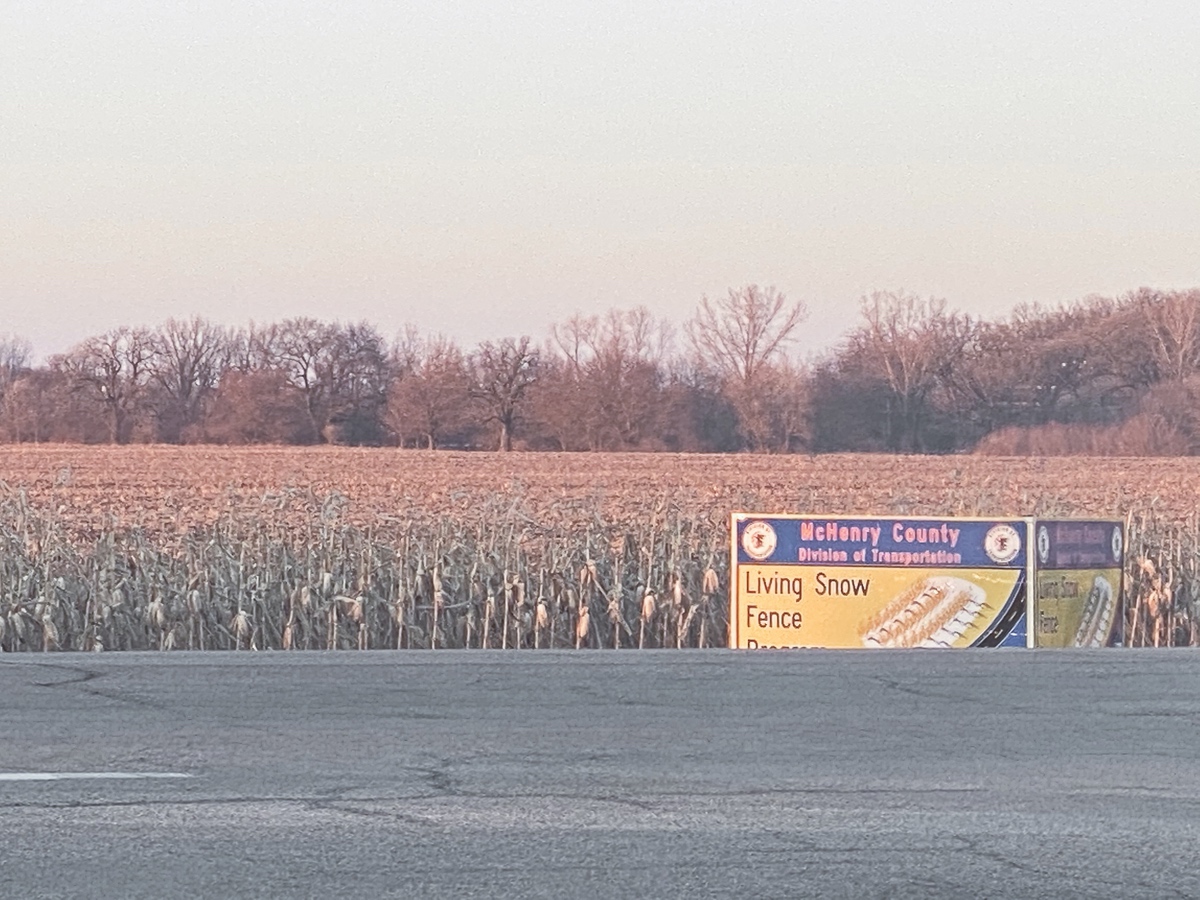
[2,1,1198,360]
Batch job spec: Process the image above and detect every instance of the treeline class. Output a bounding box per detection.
[813,286,1200,455]
[1,285,1198,453]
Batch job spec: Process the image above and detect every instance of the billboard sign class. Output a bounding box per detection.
[1033,520,1124,647]
[730,515,1032,649]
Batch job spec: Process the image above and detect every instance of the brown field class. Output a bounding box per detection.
[0,446,1189,539]
[0,446,1195,652]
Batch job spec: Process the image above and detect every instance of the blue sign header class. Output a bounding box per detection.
[735,515,1028,569]
[1035,520,1123,570]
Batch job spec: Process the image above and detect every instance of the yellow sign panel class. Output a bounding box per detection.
[736,564,1023,649]
[1034,570,1121,648]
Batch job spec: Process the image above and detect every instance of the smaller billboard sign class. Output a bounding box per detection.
[730,515,1032,649]
[1032,520,1124,648]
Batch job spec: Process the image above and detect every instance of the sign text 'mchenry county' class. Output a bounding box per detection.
[796,520,965,565]
[800,521,962,548]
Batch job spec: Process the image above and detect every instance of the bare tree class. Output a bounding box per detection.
[851,290,971,452]
[740,359,811,453]
[389,324,422,372]
[383,324,425,446]
[386,334,471,449]
[1135,288,1200,382]
[0,334,32,439]
[323,321,391,444]
[0,333,31,381]
[584,308,671,448]
[469,336,539,451]
[204,369,316,444]
[534,313,597,450]
[686,285,807,451]
[533,308,672,450]
[687,285,806,384]
[146,317,231,442]
[52,327,157,443]
[250,318,335,439]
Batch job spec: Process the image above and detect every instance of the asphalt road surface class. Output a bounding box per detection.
[2,650,1199,899]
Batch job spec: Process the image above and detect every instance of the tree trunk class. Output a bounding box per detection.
[107,403,125,444]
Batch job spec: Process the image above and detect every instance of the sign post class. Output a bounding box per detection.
[730,514,1033,649]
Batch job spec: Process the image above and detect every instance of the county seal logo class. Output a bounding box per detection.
[1037,525,1050,565]
[741,521,777,561]
[984,524,1022,564]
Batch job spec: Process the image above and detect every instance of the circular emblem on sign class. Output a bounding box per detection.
[1111,526,1123,563]
[741,521,777,561]
[1037,525,1050,565]
[984,524,1021,564]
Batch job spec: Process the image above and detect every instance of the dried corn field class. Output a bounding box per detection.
[0,446,1197,652]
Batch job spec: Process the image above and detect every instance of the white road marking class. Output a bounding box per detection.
[0,772,192,782]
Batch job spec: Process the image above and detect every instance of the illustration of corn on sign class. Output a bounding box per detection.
[1033,520,1124,648]
[730,515,1032,649]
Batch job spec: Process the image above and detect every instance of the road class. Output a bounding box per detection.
[1,650,1198,899]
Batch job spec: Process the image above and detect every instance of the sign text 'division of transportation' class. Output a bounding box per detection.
[730,515,1032,649]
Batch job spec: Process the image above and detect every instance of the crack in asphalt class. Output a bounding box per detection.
[0,790,654,815]
[27,663,103,688]
[952,834,1195,898]
[866,674,1040,714]
[14,660,170,711]
[4,779,1189,821]
[303,799,442,828]
[416,761,458,796]
[1112,709,1200,728]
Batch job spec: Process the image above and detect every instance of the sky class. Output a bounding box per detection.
[2,0,1198,361]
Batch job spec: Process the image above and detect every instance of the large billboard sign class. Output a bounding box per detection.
[730,515,1032,649]
[1032,519,1124,647]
